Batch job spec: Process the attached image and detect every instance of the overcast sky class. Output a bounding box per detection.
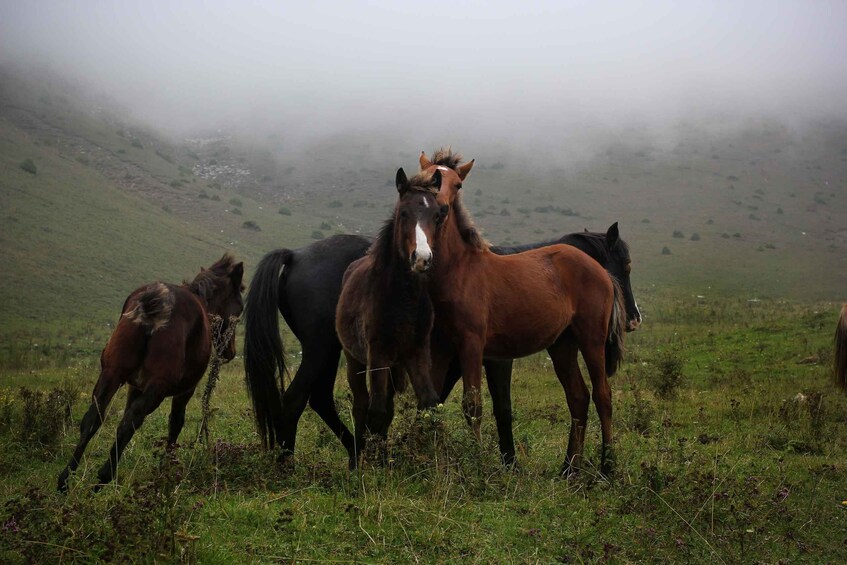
[2,0,846,148]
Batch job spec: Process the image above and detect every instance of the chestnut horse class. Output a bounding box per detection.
[836,303,847,392]
[57,254,244,491]
[335,168,448,467]
[419,153,625,476]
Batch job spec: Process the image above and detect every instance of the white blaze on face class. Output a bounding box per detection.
[414,222,432,268]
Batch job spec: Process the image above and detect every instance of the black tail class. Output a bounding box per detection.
[605,278,626,377]
[244,249,293,449]
[836,304,847,393]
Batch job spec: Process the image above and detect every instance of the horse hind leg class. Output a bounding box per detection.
[308,344,355,461]
[344,352,368,469]
[95,384,166,489]
[548,337,590,477]
[57,370,123,492]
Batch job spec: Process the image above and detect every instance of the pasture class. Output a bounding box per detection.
[1,297,845,562]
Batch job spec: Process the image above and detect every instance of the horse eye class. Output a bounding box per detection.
[456,182,463,189]
[400,210,409,219]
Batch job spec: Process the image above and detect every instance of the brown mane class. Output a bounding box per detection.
[186,252,242,298]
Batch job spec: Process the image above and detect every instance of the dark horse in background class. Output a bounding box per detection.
[836,303,847,392]
[57,254,244,491]
[244,161,641,467]
[335,168,448,466]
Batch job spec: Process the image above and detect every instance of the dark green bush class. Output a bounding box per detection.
[19,159,37,175]
[278,206,291,216]
[311,230,325,240]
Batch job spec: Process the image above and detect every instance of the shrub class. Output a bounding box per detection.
[229,198,242,207]
[776,207,783,214]
[672,230,684,238]
[156,150,173,163]
[19,159,37,175]
[231,208,242,215]
[648,349,685,400]
[170,180,183,188]
[499,209,510,216]
[320,221,332,230]
[208,159,218,165]
[116,149,126,155]
[19,382,78,449]
[278,206,292,216]
[327,200,343,208]
[242,221,261,231]
[75,156,89,166]
[661,246,671,255]
[211,194,220,201]
[690,233,701,241]
[198,191,210,199]
[311,230,325,240]
[131,139,143,149]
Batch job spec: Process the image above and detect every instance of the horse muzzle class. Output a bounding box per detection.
[410,251,432,273]
[626,318,642,332]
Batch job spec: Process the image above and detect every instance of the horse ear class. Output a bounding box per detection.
[606,222,620,248]
[420,151,433,170]
[457,159,475,180]
[230,262,244,287]
[396,168,409,194]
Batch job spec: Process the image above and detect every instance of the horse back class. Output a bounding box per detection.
[105,283,211,394]
[281,235,371,343]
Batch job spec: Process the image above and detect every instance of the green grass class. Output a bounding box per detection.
[1,298,845,562]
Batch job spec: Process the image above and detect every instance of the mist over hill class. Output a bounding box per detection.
[2,1,847,329]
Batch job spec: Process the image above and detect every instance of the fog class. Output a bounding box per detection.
[3,0,847,155]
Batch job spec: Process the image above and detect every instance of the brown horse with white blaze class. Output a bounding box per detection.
[421,154,625,476]
[336,168,448,467]
[57,254,244,491]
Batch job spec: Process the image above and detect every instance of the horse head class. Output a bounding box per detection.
[394,168,449,273]
[601,222,642,331]
[192,254,245,362]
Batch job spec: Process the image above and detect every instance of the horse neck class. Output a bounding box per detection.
[557,234,608,267]
[430,213,477,290]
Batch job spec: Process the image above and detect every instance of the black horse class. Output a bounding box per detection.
[243,224,640,464]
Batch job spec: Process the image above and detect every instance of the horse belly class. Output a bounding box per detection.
[484,306,568,359]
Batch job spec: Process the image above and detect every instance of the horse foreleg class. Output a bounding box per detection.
[345,352,368,469]
[581,339,614,477]
[484,358,516,467]
[57,375,122,492]
[548,338,589,477]
[405,336,439,410]
[95,386,165,489]
[167,388,195,447]
[458,338,485,440]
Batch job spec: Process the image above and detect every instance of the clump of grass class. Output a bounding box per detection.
[241,221,261,231]
[672,230,684,238]
[19,159,37,175]
[319,221,331,230]
[311,230,324,240]
[18,381,79,451]
[131,139,143,149]
[647,349,685,400]
[278,206,292,216]
[327,200,343,208]
[228,198,242,207]
[690,233,701,241]
[661,246,672,255]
